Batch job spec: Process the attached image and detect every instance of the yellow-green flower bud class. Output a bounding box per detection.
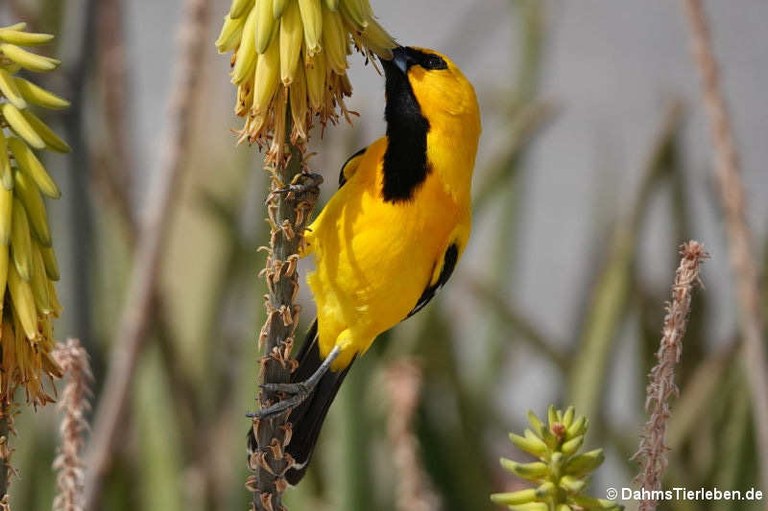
[562,449,605,478]
[561,434,585,457]
[216,0,396,162]
[534,481,556,498]
[509,431,548,459]
[500,459,549,481]
[566,415,587,437]
[562,405,575,428]
[527,409,545,437]
[547,404,559,428]
[0,22,68,405]
[506,503,548,511]
[558,475,586,494]
[490,488,537,506]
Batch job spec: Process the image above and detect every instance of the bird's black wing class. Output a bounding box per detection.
[337,147,367,188]
[406,242,459,319]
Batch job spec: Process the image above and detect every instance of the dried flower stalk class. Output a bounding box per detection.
[634,241,708,511]
[680,0,768,493]
[0,400,15,504]
[247,144,320,511]
[52,339,93,511]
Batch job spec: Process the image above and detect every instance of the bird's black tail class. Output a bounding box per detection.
[247,320,351,485]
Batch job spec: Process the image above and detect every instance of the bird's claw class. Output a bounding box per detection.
[246,346,340,421]
[245,381,313,420]
[260,381,310,396]
[268,172,324,204]
[246,400,292,420]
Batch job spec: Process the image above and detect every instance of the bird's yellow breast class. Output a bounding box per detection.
[304,137,469,369]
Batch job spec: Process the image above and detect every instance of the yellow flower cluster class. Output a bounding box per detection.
[0,23,70,405]
[491,406,622,511]
[216,0,396,161]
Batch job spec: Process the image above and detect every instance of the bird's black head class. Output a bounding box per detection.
[382,46,448,76]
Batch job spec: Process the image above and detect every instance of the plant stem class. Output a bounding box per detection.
[250,132,319,510]
[634,241,708,511]
[680,0,768,493]
[81,0,210,508]
[0,400,10,501]
[52,339,93,511]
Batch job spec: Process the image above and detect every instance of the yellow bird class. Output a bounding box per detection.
[252,46,481,484]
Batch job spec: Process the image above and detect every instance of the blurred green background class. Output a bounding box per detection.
[1,0,767,509]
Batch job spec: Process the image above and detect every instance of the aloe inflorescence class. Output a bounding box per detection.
[0,22,69,405]
[492,406,623,511]
[216,0,396,161]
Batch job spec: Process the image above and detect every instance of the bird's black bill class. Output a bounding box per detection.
[391,46,409,74]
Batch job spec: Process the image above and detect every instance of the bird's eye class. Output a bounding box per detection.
[421,55,447,70]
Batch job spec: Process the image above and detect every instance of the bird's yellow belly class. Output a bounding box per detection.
[306,179,461,369]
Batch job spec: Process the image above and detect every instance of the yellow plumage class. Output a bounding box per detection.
[303,47,481,370]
